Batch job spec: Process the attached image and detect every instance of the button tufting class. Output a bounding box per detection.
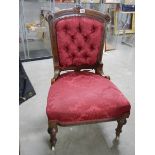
[63,25,69,33]
[77,24,82,33]
[83,35,88,42]
[64,45,69,52]
[71,35,76,42]
[56,17,103,67]
[77,46,82,52]
[90,44,95,50]
[71,53,75,59]
[83,53,89,59]
[91,25,97,33]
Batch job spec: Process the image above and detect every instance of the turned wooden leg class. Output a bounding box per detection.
[115,118,127,139]
[48,122,58,150]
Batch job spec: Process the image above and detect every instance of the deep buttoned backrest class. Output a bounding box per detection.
[55,16,104,67]
[47,7,110,72]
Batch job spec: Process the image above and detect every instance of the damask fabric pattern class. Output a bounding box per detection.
[46,72,131,125]
[55,17,104,67]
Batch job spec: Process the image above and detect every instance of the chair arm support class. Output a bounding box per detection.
[51,69,60,84]
[95,63,110,80]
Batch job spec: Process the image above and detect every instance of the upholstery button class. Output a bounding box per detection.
[71,35,75,42]
[71,53,75,59]
[90,44,95,50]
[63,25,69,33]
[64,45,69,52]
[91,25,97,33]
[77,46,82,52]
[77,24,82,33]
[83,53,89,59]
[83,35,88,42]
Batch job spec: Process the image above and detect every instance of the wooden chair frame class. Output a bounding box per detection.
[46,6,130,150]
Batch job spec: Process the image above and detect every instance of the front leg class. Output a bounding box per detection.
[48,121,58,150]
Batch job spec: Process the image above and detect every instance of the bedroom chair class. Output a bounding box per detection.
[45,6,131,150]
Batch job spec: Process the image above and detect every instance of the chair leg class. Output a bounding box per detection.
[115,118,127,139]
[47,122,58,150]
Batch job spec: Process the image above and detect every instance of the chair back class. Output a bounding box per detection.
[46,7,110,72]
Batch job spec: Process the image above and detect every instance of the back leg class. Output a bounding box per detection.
[115,118,127,139]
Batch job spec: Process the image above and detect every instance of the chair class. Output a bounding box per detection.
[46,6,131,150]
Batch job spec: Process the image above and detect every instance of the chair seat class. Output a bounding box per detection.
[46,72,131,125]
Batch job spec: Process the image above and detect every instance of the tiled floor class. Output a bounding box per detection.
[20,43,135,155]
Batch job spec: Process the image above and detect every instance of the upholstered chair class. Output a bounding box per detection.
[46,7,131,150]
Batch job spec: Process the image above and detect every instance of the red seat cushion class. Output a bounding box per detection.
[46,72,131,125]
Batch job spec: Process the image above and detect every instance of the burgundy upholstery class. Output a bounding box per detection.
[55,17,104,67]
[46,72,131,125]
